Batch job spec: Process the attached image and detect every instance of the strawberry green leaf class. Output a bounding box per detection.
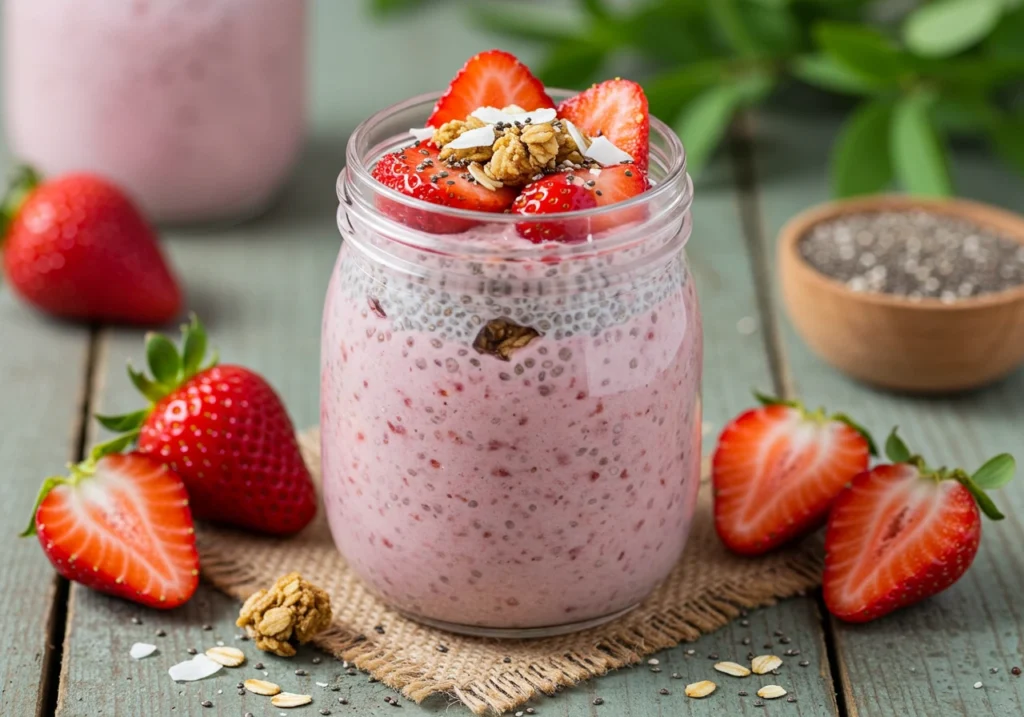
[89,433,140,463]
[833,413,879,456]
[972,453,1016,490]
[128,364,168,403]
[146,332,181,387]
[885,427,912,464]
[181,313,209,380]
[94,409,148,433]
[20,475,66,538]
[961,475,1006,521]
[752,390,800,408]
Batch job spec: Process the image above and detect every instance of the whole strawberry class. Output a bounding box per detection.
[1,167,182,324]
[824,429,1014,622]
[22,444,200,609]
[97,315,316,535]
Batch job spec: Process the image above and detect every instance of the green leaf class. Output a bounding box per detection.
[987,4,1024,58]
[833,413,879,456]
[752,390,800,408]
[885,428,912,464]
[20,476,66,537]
[470,4,579,43]
[645,61,728,122]
[990,115,1024,173]
[972,454,1016,490]
[128,364,167,403]
[368,0,420,17]
[181,314,208,379]
[89,433,140,463]
[932,95,997,135]
[709,0,762,56]
[831,99,894,197]
[903,0,1003,58]
[146,333,181,386]
[620,2,720,65]
[891,93,953,196]
[814,22,911,81]
[535,42,607,90]
[94,409,148,433]
[791,54,891,95]
[675,75,775,175]
[740,0,802,55]
[961,475,1006,520]
[580,0,610,19]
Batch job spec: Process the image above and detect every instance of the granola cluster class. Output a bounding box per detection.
[236,572,332,657]
[432,105,591,189]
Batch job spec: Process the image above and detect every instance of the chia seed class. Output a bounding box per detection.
[739,691,748,697]
[313,656,322,664]
[708,653,718,660]
[799,210,1024,300]
[187,648,198,655]
[202,624,212,631]
[1013,666,1022,676]
[201,700,213,708]
[375,625,386,634]
[799,660,810,667]
[659,688,669,695]
[254,662,264,670]
[155,629,166,637]
[437,644,449,653]
[130,617,142,625]
[592,697,604,705]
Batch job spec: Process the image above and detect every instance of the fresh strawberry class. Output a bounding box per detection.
[558,79,650,172]
[823,430,1014,623]
[95,315,317,536]
[372,141,517,234]
[512,174,597,243]
[22,448,199,609]
[1,167,181,324]
[712,394,874,556]
[427,50,554,127]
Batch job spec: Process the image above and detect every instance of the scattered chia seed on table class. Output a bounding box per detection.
[799,211,1024,301]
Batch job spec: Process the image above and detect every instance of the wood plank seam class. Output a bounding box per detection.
[726,111,849,717]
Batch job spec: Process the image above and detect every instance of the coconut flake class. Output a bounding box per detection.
[443,125,496,150]
[471,106,557,126]
[563,120,589,154]
[130,643,157,660]
[168,654,223,682]
[583,136,634,166]
[409,127,435,142]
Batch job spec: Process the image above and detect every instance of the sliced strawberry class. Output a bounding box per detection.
[25,452,199,609]
[428,50,554,127]
[712,396,873,556]
[372,141,517,234]
[823,432,1014,622]
[590,164,649,234]
[558,79,650,172]
[512,174,597,243]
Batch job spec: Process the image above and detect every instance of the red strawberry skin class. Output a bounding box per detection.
[34,453,199,609]
[512,174,597,243]
[2,173,182,324]
[823,464,981,623]
[428,50,554,127]
[137,365,317,535]
[713,405,871,555]
[372,141,517,234]
[558,79,650,172]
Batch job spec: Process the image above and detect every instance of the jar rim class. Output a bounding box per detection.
[339,89,692,262]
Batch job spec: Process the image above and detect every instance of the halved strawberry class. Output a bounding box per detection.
[590,164,649,234]
[428,50,554,127]
[558,79,650,172]
[712,394,874,556]
[512,174,597,243]
[372,141,517,234]
[23,450,199,609]
[823,431,1014,623]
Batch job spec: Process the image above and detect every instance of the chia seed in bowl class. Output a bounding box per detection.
[798,210,1024,302]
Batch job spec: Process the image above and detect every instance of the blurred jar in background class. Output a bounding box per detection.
[3,0,307,224]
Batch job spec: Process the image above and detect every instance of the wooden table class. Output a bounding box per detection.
[4,3,1024,716]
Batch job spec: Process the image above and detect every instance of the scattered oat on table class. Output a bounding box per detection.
[751,654,782,674]
[714,661,751,677]
[684,680,716,698]
[205,646,246,667]
[244,678,281,696]
[757,685,787,699]
[271,692,313,707]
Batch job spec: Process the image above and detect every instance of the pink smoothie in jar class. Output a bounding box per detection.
[3,0,306,224]
[322,92,701,636]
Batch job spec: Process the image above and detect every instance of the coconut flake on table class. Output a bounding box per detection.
[408,127,435,142]
[168,654,223,682]
[584,136,634,166]
[471,106,557,126]
[564,120,590,154]
[130,643,158,660]
[443,125,496,150]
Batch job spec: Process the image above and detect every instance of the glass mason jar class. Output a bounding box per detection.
[322,91,702,637]
[3,0,306,224]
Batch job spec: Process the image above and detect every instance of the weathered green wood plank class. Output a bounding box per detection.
[749,104,1024,717]
[0,286,92,715]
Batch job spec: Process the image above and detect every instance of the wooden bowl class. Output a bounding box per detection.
[778,195,1024,394]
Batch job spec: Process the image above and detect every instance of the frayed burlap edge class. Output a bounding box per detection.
[197,428,824,715]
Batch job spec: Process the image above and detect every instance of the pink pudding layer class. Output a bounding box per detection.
[3,0,306,223]
[321,226,703,630]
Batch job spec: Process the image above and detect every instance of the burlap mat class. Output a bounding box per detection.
[197,428,823,715]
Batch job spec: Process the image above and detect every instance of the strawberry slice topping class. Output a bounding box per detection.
[558,79,650,172]
[372,141,517,234]
[25,452,199,609]
[428,50,554,127]
[512,174,597,243]
[712,397,873,555]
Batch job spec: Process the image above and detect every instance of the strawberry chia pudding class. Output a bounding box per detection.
[3,0,306,223]
[321,53,702,635]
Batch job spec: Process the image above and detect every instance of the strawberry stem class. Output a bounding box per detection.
[0,165,40,242]
[20,475,68,537]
